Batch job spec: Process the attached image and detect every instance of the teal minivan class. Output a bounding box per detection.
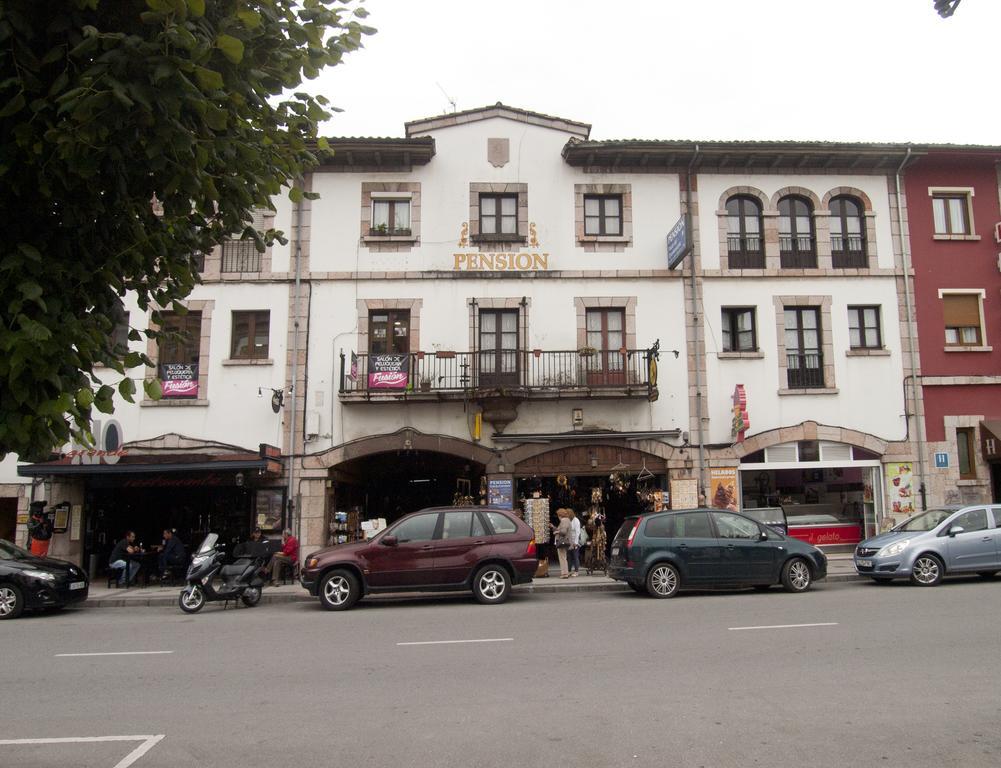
[607,508,827,598]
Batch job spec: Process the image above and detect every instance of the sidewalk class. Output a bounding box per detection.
[83,554,861,608]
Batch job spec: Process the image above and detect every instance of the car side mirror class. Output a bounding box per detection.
[381,535,398,547]
[948,525,965,537]
[759,531,768,541]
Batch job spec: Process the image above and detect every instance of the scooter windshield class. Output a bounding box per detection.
[195,533,219,555]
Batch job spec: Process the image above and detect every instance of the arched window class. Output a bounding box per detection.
[725,195,764,268]
[829,196,867,268]
[778,195,816,268]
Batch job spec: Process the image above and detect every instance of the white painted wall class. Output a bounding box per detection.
[703,277,906,444]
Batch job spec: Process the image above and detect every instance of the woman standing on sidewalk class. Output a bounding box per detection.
[552,509,572,579]
[568,510,581,577]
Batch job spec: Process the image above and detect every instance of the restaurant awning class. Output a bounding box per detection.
[17,451,282,477]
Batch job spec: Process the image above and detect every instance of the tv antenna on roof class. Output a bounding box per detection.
[436,82,457,114]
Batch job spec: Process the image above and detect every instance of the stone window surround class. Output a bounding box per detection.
[574,297,637,351]
[143,299,214,407]
[357,298,423,356]
[943,415,989,485]
[938,288,991,352]
[224,309,274,366]
[928,186,980,241]
[773,295,838,396]
[361,182,421,253]
[574,184,633,253]
[467,297,531,355]
[469,183,528,250]
[716,185,878,273]
[200,207,277,282]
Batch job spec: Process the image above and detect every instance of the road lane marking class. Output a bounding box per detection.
[55,651,174,657]
[397,638,513,646]
[728,622,839,631]
[0,735,165,768]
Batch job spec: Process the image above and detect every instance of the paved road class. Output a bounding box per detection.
[4,577,1001,768]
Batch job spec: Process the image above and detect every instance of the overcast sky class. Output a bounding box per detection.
[311,0,998,145]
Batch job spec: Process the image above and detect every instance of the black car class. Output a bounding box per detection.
[607,508,827,598]
[0,539,89,619]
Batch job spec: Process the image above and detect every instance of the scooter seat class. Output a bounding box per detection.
[220,563,250,580]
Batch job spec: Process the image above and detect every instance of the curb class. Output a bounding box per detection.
[83,572,863,608]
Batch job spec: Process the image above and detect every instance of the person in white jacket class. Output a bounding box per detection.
[568,510,582,577]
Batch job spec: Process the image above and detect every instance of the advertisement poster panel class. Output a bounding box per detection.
[709,467,739,511]
[884,462,915,519]
[487,478,514,510]
[161,363,198,398]
[669,477,699,509]
[368,354,409,389]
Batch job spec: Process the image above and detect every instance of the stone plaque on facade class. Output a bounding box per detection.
[487,138,509,168]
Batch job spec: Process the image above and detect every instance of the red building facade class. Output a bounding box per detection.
[905,149,1001,505]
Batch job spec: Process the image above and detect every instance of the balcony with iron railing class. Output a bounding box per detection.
[779,235,817,268]
[339,346,660,402]
[831,234,867,268]
[221,239,262,273]
[786,351,825,389]
[726,234,765,268]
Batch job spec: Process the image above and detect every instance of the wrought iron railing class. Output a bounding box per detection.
[726,235,765,268]
[221,239,261,273]
[786,352,825,388]
[831,234,866,268]
[339,347,658,395]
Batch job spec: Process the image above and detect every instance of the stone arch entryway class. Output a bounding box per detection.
[302,429,497,547]
[731,421,889,460]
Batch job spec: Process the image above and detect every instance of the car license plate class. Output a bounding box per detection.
[611,546,620,557]
[69,581,85,590]
[856,559,872,569]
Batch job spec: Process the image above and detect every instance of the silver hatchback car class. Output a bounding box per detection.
[855,504,1001,586]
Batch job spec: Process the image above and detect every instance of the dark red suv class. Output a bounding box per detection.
[300,507,538,611]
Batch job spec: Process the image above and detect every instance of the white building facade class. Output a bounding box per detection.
[4,105,923,568]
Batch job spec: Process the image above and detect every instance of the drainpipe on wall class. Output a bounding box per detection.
[686,145,706,497]
[894,147,928,510]
[288,180,304,539]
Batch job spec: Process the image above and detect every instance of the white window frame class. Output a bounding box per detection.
[928,186,978,240]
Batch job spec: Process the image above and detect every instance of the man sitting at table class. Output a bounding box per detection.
[108,531,141,586]
[157,528,187,580]
[268,528,298,586]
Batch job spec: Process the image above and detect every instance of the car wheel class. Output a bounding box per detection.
[646,563,680,598]
[178,586,205,613]
[320,569,360,611]
[781,558,812,593]
[910,554,944,586]
[752,584,772,591]
[240,586,262,607]
[628,581,647,594]
[473,565,511,605]
[0,584,24,620]
[977,571,997,579]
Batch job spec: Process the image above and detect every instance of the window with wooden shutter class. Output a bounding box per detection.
[942,294,983,346]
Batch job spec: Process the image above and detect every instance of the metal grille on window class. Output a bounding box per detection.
[221,239,261,273]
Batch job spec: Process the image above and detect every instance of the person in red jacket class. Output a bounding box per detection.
[269,528,298,585]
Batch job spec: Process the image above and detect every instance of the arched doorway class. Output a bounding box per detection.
[310,430,494,547]
[512,443,670,560]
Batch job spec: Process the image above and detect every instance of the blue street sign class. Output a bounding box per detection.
[934,452,949,468]
[666,216,689,270]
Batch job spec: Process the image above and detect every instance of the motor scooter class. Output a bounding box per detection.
[178,533,267,613]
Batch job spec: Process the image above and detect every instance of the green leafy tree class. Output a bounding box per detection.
[0,0,372,461]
